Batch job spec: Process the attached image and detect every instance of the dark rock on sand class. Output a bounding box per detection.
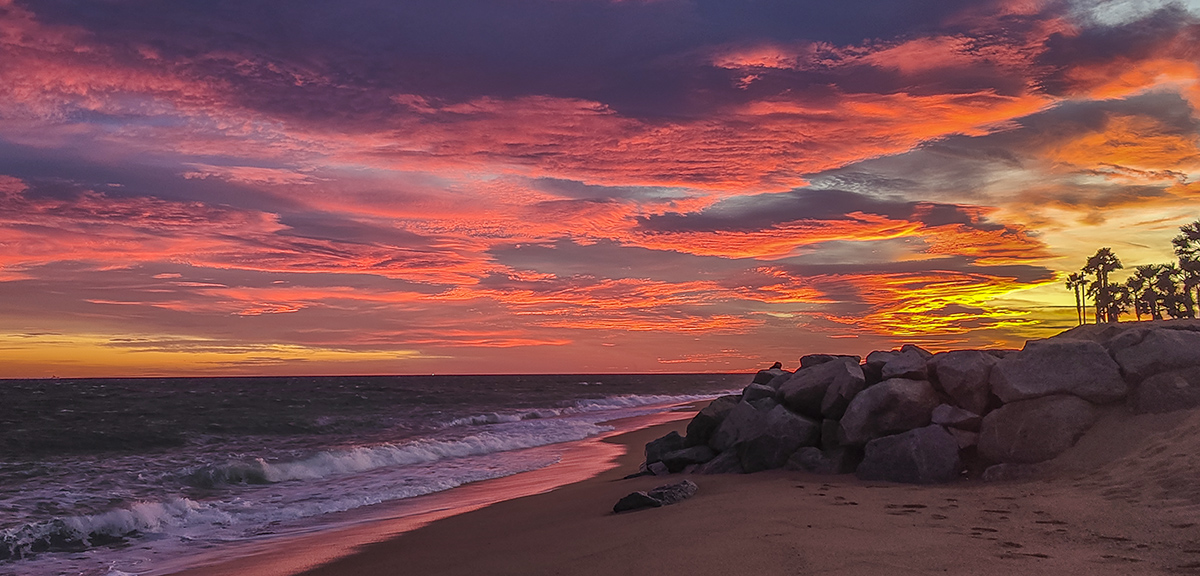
[931,404,982,431]
[981,462,1046,482]
[978,394,1096,464]
[742,383,777,404]
[660,445,716,472]
[647,478,699,505]
[928,350,996,414]
[709,401,764,452]
[613,491,662,512]
[785,446,862,475]
[779,358,864,419]
[1112,328,1200,384]
[694,450,744,474]
[736,405,821,473]
[648,461,670,476]
[989,339,1127,404]
[839,378,940,445]
[1129,366,1200,414]
[645,431,686,465]
[684,394,740,447]
[856,425,961,484]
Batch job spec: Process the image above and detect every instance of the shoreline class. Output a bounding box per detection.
[164,404,705,576]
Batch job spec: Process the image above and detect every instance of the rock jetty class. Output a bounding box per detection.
[638,319,1200,484]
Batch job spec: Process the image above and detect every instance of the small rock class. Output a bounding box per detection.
[981,462,1045,482]
[646,479,699,505]
[613,491,662,512]
[931,404,982,431]
[645,431,686,465]
[648,461,670,476]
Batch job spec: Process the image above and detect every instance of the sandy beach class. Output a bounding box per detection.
[170,398,1200,576]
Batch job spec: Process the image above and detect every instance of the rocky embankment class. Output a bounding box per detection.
[639,319,1200,484]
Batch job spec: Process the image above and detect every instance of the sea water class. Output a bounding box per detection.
[0,374,743,575]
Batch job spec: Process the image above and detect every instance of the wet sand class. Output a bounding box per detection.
[178,404,1200,576]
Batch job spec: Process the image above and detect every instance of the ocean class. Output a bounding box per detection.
[0,374,744,576]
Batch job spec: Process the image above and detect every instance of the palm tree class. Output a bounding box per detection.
[1155,263,1196,319]
[1175,219,1200,311]
[1065,272,1088,325]
[1084,247,1123,323]
[1127,264,1163,321]
[1107,284,1132,323]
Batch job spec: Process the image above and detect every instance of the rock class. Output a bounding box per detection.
[1113,329,1200,384]
[863,350,901,384]
[981,462,1045,482]
[928,350,997,414]
[779,358,865,419]
[660,445,716,472]
[737,405,821,473]
[684,394,741,447]
[749,396,780,412]
[931,404,982,431]
[839,378,940,445]
[612,479,698,513]
[645,431,686,465]
[989,339,1127,404]
[978,395,1096,464]
[819,362,868,420]
[694,450,744,474]
[881,346,931,380]
[785,446,862,475]
[708,401,765,452]
[741,383,777,404]
[613,491,662,512]
[765,372,792,390]
[1129,366,1200,414]
[648,461,670,476]
[855,425,962,484]
[820,419,841,451]
[947,428,978,450]
[800,354,861,369]
[752,368,788,385]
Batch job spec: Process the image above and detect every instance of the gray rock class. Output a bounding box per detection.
[737,405,821,473]
[800,354,861,369]
[645,431,686,465]
[839,378,940,445]
[749,396,780,412]
[684,394,741,447]
[612,479,698,513]
[864,350,901,384]
[613,491,662,512]
[648,461,670,476]
[981,462,1045,482]
[1129,366,1200,414]
[785,446,862,475]
[820,362,868,420]
[856,425,962,484]
[820,419,841,451]
[1113,329,1200,384]
[708,401,765,452]
[765,371,793,390]
[928,350,997,414]
[694,450,743,474]
[901,343,934,359]
[978,394,1096,464]
[931,404,982,431]
[660,445,717,472]
[989,339,1127,404]
[881,346,931,380]
[752,368,788,385]
[742,383,777,404]
[947,428,978,450]
[779,358,864,419]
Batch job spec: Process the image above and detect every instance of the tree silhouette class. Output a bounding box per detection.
[1083,247,1123,323]
[1175,219,1200,312]
[1126,264,1163,321]
[1065,272,1088,325]
[1154,263,1196,319]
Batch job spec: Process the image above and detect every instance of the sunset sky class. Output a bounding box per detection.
[1,0,1198,377]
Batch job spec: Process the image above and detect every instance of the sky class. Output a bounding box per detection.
[1,0,1198,377]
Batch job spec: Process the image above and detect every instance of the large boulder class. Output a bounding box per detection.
[977,394,1096,464]
[645,431,686,465]
[736,405,821,473]
[928,350,997,414]
[752,367,788,385]
[779,358,865,419]
[863,350,901,384]
[881,345,932,380]
[839,378,940,446]
[855,425,962,484]
[708,401,764,453]
[785,446,862,475]
[989,339,1127,404]
[1129,366,1200,414]
[800,354,861,370]
[684,394,741,447]
[820,362,868,420]
[1112,329,1200,384]
[660,445,716,472]
[694,450,743,474]
[741,383,777,404]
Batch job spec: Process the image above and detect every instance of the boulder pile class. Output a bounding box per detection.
[638,321,1200,484]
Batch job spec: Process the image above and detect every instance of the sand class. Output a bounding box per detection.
[173,403,1200,576]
